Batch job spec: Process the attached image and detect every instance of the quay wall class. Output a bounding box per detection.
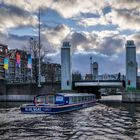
[0,80,6,96]
[122,92,140,102]
[0,82,61,101]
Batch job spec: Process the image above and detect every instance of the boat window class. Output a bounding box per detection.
[69,97,73,104]
[84,96,86,102]
[80,96,82,102]
[48,95,55,104]
[82,96,84,102]
[88,96,90,101]
[72,97,75,103]
[89,96,91,101]
[56,95,64,102]
[78,96,81,102]
[84,96,86,101]
[36,96,45,104]
[71,97,73,103]
[73,96,77,103]
[76,96,78,103]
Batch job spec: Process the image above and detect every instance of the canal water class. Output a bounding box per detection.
[0,96,140,140]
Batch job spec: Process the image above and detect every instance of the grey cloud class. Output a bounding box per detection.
[116,9,140,23]
[67,31,124,57]
[98,36,125,56]
[105,8,140,31]
[0,3,37,33]
[70,32,88,46]
[0,3,29,17]
[131,34,140,53]
[0,32,55,56]
[67,32,98,53]
[111,0,140,8]
[43,24,70,48]
[52,0,107,18]
[0,33,29,49]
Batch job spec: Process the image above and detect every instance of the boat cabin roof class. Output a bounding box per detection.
[57,93,95,97]
[35,93,95,98]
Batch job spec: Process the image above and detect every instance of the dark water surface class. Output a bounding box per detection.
[0,96,140,140]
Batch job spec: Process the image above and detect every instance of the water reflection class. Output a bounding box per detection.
[0,101,140,140]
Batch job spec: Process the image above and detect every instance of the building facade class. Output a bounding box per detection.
[0,43,62,84]
[6,49,31,83]
[0,43,8,79]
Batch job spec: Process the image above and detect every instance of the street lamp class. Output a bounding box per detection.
[38,9,41,87]
[29,37,33,82]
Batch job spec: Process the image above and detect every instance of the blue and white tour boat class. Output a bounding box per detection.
[20,93,96,114]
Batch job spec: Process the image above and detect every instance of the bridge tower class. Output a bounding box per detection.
[126,40,137,89]
[93,62,98,80]
[61,42,72,90]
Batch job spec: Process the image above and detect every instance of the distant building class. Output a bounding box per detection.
[85,74,92,80]
[72,71,82,81]
[6,49,31,83]
[42,62,61,82]
[0,43,8,79]
[93,62,98,80]
[125,40,137,89]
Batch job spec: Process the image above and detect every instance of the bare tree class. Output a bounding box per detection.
[72,71,82,81]
[22,37,49,83]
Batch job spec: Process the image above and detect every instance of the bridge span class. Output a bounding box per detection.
[74,80,123,88]
[73,80,125,99]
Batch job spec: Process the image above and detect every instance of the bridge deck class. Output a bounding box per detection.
[74,81,123,88]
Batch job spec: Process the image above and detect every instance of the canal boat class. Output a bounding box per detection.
[20,93,96,114]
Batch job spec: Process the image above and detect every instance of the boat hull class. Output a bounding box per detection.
[20,101,96,114]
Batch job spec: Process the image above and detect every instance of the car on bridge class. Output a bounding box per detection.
[115,91,122,95]
[101,92,108,96]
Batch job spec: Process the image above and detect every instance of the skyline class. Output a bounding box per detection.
[0,0,140,75]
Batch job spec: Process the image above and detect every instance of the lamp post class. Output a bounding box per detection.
[90,56,93,80]
[29,37,33,82]
[38,9,41,87]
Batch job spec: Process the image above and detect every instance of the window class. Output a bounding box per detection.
[36,96,45,104]
[78,96,81,102]
[72,97,75,103]
[0,48,2,52]
[73,96,77,103]
[82,96,85,102]
[69,97,73,104]
[48,95,55,104]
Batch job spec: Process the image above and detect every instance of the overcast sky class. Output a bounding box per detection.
[0,0,140,75]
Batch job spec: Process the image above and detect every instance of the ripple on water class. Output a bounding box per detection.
[0,103,140,140]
